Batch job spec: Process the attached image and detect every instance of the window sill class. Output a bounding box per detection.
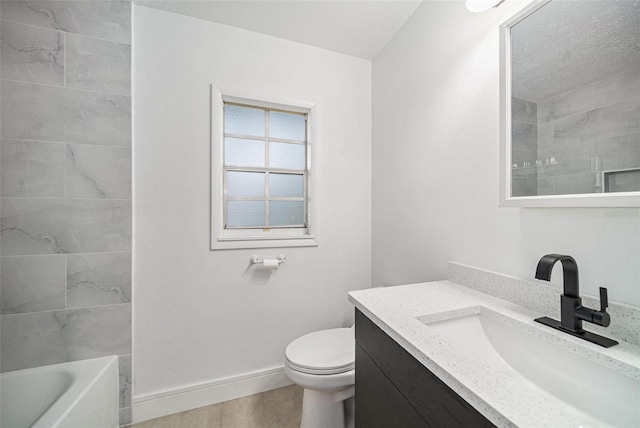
[211,235,318,250]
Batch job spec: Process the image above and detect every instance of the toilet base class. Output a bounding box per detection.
[300,387,355,428]
[344,396,355,428]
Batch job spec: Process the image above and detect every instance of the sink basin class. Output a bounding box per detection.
[420,308,640,427]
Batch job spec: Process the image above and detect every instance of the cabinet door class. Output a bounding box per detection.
[356,343,430,428]
[355,309,494,428]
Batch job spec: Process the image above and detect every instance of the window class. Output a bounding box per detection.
[210,90,317,250]
[224,102,307,229]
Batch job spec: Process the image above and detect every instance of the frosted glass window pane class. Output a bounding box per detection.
[270,174,304,197]
[225,138,265,167]
[269,201,304,226]
[227,201,265,227]
[225,105,265,137]
[269,142,305,170]
[227,171,265,197]
[269,111,306,141]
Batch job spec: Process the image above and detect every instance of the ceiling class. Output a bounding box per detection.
[134,0,423,60]
[511,0,640,102]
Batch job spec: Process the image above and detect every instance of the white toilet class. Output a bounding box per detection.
[285,327,355,428]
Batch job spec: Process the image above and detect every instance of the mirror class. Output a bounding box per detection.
[500,0,640,207]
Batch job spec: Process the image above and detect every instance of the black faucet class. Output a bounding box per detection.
[534,254,618,348]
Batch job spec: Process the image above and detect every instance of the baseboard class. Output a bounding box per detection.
[132,366,293,423]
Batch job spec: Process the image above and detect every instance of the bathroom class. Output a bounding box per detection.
[0,0,638,427]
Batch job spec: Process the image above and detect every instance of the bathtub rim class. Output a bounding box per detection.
[1,355,119,428]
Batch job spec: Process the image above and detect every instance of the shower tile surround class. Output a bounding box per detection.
[0,1,132,425]
[510,97,538,196]
[511,66,640,196]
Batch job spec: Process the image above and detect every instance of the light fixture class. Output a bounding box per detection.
[466,0,504,12]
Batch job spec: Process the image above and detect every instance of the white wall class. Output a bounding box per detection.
[372,1,640,306]
[133,3,371,406]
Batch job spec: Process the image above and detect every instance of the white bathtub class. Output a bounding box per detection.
[1,356,119,428]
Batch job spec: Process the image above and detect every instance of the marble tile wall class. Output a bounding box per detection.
[535,66,640,195]
[0,1,132,425]
[511,96,538,196]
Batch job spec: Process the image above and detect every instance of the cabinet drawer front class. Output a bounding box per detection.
[355,309,494,428]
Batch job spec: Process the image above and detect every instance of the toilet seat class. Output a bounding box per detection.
[286,359,355,375]
[285,328,355,375]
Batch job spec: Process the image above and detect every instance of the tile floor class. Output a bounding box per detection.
[132,385,303,428]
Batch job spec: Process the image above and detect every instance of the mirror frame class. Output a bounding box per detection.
[499,0,640,208]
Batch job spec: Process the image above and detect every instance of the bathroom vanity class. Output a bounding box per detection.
[355,308,492,427]
[349,271,640,428]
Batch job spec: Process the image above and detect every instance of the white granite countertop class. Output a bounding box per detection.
[349,281,640,428]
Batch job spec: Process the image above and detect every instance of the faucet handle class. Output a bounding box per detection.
[593,287,611,327]
[599,287,609,311]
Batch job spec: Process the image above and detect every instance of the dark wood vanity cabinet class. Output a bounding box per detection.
[355,309,495,428]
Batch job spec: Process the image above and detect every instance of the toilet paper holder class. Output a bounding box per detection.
[250,253,286,266]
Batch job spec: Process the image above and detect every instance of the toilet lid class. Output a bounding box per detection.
[286,328,355,375]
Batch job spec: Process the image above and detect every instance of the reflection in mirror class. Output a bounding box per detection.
[508,0,640,198]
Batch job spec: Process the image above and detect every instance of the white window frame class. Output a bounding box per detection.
[210,87,318,250]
